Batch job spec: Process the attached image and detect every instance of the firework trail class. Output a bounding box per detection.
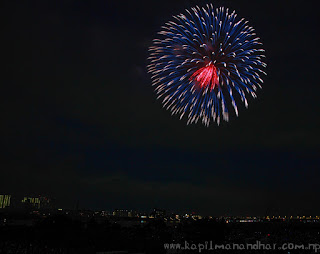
[148,4,267,126]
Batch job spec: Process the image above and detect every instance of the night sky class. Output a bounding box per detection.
[2,0,319,216]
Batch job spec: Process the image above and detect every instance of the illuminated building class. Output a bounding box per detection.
[128,210,137,217]
[191,214,203,220]
[0,195,11,209]
[151,208,166,218]
[21,196,52,209]
[112,209,138,217]
[22,197,41,209]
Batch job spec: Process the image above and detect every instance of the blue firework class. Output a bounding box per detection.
[148,4,267,126]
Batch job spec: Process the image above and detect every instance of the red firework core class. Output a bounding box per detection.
[190,63,219,90]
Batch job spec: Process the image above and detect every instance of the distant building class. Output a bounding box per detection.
[151,208,166,218]
[113,209,137,217]
[191,214,203,220]
[21,196,53,209]
[0,195,11,209]
[1,194,55,211]
[22,197,41,209]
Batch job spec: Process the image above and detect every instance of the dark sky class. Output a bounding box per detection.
[2,0,319,216]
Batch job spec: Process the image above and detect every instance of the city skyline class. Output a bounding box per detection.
[1,193,319,219]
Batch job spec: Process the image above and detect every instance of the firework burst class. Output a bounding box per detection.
[148,4,267,126]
